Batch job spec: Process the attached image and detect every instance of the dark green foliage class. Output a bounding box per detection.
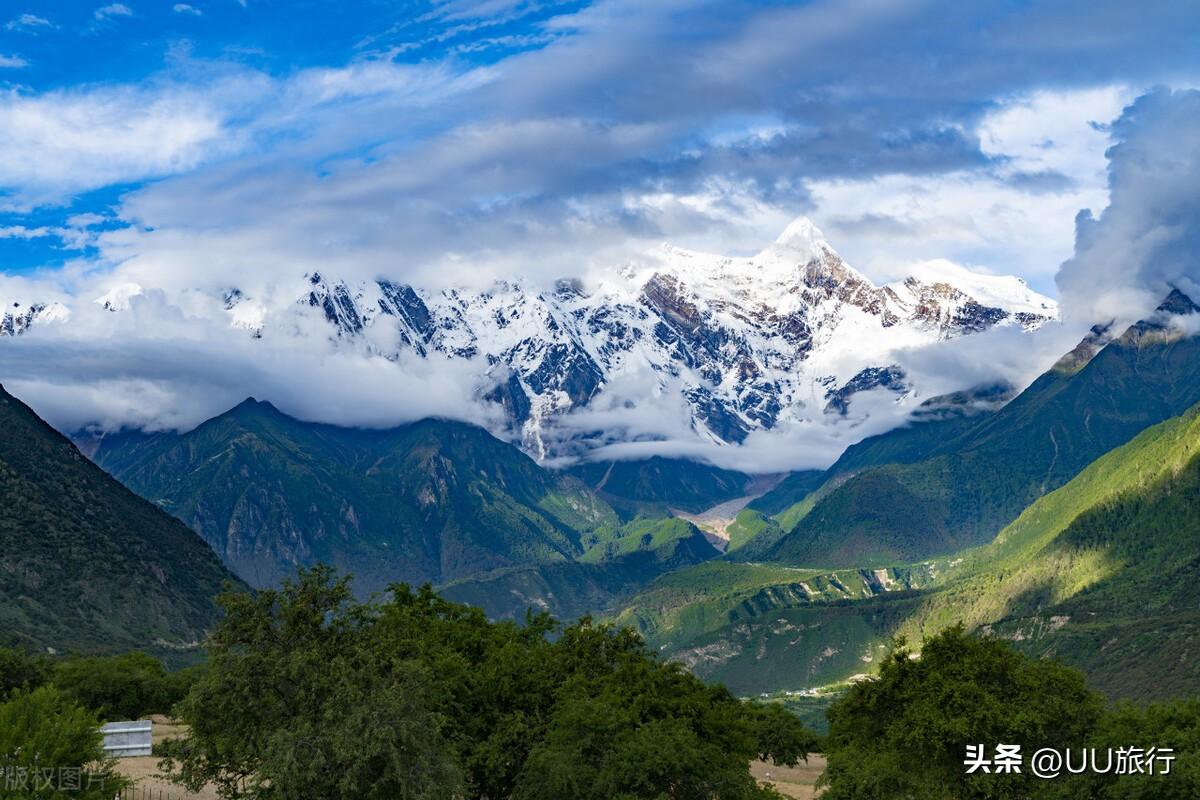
[2,646,200,720]
[0,647,49,699]
[93,399,619,594]
[166,568,460,800]
[0,385,237,658]
[52,652,200,722]
[1062,700,1200,799]
[512,633,813,800]
[821,627,1103,800]
[168,566,816,800]
[822,628,1200,800]
[0,686,127,799]
[567,456,753,515]
[769,309,1200,566]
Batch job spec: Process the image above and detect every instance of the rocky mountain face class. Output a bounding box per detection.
[0,301,68,336]
[4,219,1055,460]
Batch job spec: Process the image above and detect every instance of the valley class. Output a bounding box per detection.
[6,287,1197,705]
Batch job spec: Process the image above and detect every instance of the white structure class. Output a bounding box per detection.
[99,720,152,758]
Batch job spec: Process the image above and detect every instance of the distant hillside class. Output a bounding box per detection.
[0,385,236,658]
[92,399,625,595]
[91,401,728,615]
[730,386,1008,558]
[442,518,720,621]
[764,291,1200,566]
[566,456,754,515]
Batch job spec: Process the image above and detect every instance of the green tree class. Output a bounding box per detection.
[371,585,815,799]
[0,686,127,800]
[1045,700,1200,800]
[0,647,49,699]
[513,620,816,800]
[820,626,1103,800]
[170,567,816,800]
[165,566,462,800]
[52,651,174,721]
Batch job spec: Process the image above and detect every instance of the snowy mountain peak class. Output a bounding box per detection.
[773,216,827,250]
[95,283,145,312]
[4,224,1058,460]
[0,300,70,336]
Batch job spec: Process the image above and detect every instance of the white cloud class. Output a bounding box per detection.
[811,86,1133,292]
[94,4,133,21]
[0,225,58,240]
[0,54,29,68]
[0,275,499,435]
[0,82,241,209]
[173,4,202,16]
[979,85,1134,182]
[0,57,487,210]
[1056,88,1200,325]
[5,13,52,33]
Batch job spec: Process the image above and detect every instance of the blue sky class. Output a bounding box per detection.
[0,0,591,270]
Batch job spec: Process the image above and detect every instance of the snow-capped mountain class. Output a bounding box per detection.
[1,301,69,336]
[2,219,1056,457]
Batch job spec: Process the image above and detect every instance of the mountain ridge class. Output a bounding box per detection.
[91,401,614,594]
[0,384,238,660]
[7,218,1055,464]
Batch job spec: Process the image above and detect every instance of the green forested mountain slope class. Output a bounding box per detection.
[742,469,826,518]
[904,402,1200,698]
[733,385,1009,558]
[93,399,620,594]
[0,385,236,657]
[611,559,938,694]
[766,292,1200,567]
[93,400,726,612]
[616,398,1200,699]
[565,456,753,514]
[442,517,721,621]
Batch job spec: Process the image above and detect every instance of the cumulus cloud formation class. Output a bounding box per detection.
[0,284,500,435]
[1056,89,1200,325]
[2,1,1196,267]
